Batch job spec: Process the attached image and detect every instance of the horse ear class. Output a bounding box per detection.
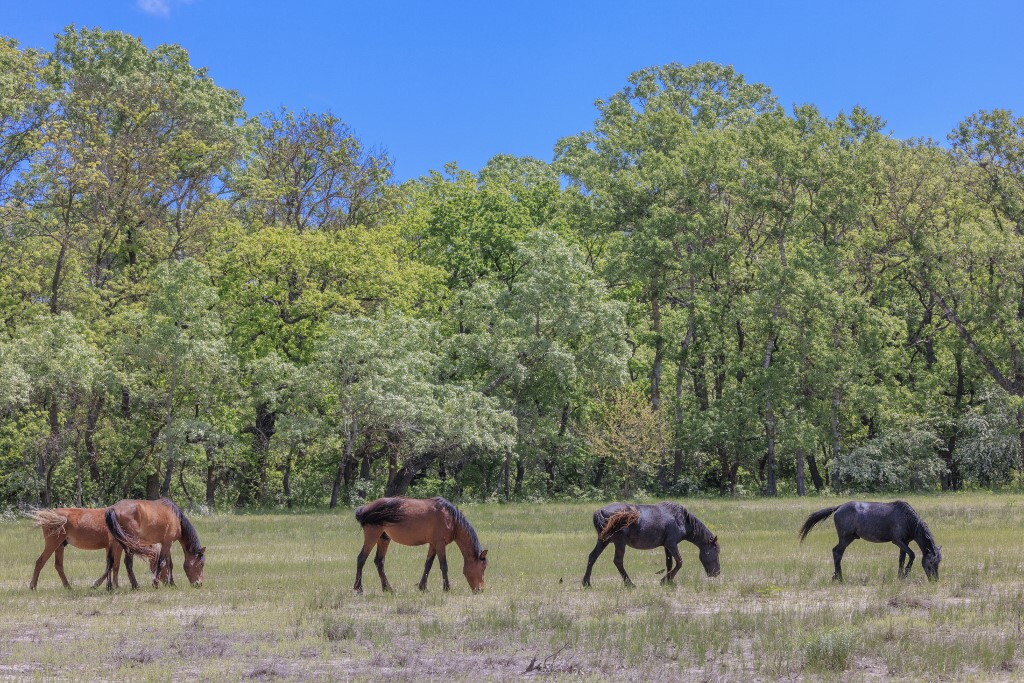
[479,549,488,560]
[200,546,207,555]
[712,536,718,544]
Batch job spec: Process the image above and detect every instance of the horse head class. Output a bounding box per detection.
[922,545,942,581]
[699,536,721,577]
[463,548,488,592]
[183,546,207,587]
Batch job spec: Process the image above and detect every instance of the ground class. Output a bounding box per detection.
[1,494,1022,681]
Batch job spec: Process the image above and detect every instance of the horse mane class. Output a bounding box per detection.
[160,498,203,557]
[683,507,717,546]
[893,500,937,554]
[433,497,482,558]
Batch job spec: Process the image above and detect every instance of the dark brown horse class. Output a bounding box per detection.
[799,500,943,582]
[353,497,488,593]
[583,502,721,587]
[26,507,152,590]
[105,498,206,588]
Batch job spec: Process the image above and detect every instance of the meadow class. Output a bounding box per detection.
[1,495,1023,681]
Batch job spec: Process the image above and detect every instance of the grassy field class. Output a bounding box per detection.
[1,494,1023,681]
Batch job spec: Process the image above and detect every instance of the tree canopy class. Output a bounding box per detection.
[1,30,1022,508]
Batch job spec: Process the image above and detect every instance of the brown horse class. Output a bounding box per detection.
[105,498,206,588]
[26,508,155,590]
[353,497,488,593]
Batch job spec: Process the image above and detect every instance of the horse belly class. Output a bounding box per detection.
[66,527,109,551]
[381,526,431,547]
[628,536,662,551]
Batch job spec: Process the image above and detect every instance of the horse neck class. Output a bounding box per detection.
[914,521,936,554]
[684,514,714,548]
[452,523,479,561]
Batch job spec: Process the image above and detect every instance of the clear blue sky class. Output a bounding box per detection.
[5,1,1023,181]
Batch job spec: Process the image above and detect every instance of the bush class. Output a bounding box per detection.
[831,427,945,492]
[803,626,857,672]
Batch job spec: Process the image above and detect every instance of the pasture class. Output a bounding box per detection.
[1,495,1023,681]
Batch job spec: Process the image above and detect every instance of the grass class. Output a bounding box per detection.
[1,494,1023,680]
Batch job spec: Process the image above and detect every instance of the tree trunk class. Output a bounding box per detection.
[330,420,356,509]
[649,289,663,411]
[145,471,161,500]
[795,448,806,496]
[160,359,180,497]
[762,329,778,497]
[85,392,103,485]
[205,456,217,508]
[807,451,824,492]
[238,402,277,507]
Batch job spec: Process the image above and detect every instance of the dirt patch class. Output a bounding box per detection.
[246,659,291,680]
[887,595,932,610]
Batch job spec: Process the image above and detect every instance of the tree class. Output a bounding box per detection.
[230,109,394,232]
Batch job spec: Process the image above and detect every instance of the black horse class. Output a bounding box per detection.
[582,502,720,587]
[799,500,942,582]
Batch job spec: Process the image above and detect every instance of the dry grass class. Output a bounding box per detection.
[1,494,1023,680]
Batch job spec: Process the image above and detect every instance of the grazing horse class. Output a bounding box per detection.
[105,498,206,588]
[353,497,488,593]
[26,507,150,590]
[799,500,943,582]
[582,502,721,587]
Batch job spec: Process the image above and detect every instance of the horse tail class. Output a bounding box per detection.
[104,508,159,561]
[599,506,640,542]
[799,506,839,542]
[354,498,405,527]
[25,508,68,537]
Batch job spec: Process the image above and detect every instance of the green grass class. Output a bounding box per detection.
[1,494,1023,680]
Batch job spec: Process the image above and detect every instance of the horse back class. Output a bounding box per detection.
[59,508,112,550]
[111,499,180,545]
[839,501,918,543]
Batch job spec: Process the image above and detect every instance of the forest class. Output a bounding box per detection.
[1,27,1023,509]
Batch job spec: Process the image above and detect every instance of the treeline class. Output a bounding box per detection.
[1,28,1022,509]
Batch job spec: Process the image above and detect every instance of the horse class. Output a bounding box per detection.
[582,502,721,588]
[26,507,152,590]
[105,498,206,588]
[799,500,943,582]
[353,497,488,593]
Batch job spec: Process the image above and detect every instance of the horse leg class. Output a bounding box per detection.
[832,535,854,583]
[163,548,175,586]
[419,548,437,591]
[613,540,634,588]
[112,546,121,589]
[898,548,907,578]
[663,543,683,584]
[95,548,113,589]
[29,536,61,590]
[438,548,451,592]
[123,553,140,590]
[582,539,609,587]
[373,535,393,592]
[353,529,378,594]
[893,540,915,578]
[54,545,71,589]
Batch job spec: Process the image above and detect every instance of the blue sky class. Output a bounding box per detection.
[4,1,1023,180]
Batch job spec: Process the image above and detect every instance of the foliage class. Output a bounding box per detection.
[0,30,1021,506]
